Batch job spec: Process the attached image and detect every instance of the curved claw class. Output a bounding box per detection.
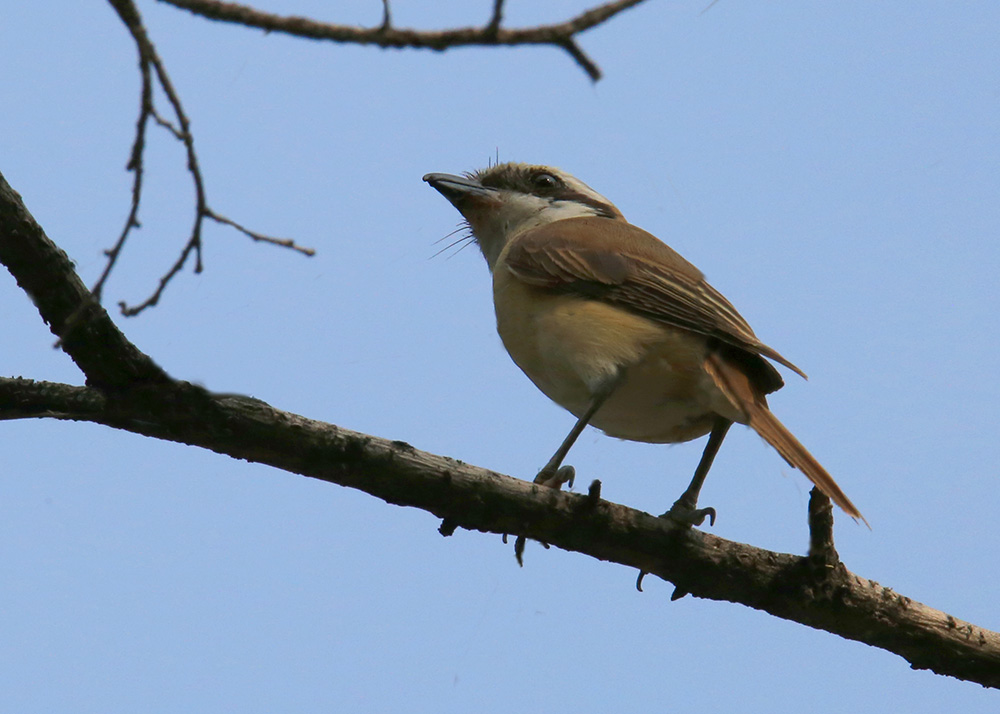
[514,534,526,566]
[534,464,575,489]
[662,503,717,528]
[697,507,717,527]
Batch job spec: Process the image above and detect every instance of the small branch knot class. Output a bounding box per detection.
[807,487,839,569]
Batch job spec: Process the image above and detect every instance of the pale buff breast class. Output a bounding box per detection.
[492,269,742,444]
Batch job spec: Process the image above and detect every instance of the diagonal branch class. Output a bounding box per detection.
[0,171,169,388]
[1,374,999,688]
[3,169,1000,688]
[157,0,650,81]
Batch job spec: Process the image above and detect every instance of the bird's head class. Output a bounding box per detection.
[423,163,623,270]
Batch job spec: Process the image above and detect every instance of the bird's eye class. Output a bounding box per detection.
[532,173,559,191]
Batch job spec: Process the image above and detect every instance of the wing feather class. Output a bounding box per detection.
[504,217,806,389]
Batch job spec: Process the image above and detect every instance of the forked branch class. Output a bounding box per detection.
[157,0,650,81]
[103,0,314,316]
[99,0,647,313]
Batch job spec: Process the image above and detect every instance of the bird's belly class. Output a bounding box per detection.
[494,278,730,444]
[586,346,721,443]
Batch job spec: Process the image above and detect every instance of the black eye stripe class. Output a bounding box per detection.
[474,165,620,218]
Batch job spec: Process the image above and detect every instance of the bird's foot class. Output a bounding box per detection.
[514,466,574,566]
[533,464,575,490]
[661,498,716,528]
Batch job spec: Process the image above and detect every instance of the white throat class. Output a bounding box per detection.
[473,193,605,271]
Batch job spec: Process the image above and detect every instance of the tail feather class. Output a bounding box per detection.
[747,405,866,525]
[705,352,866,525]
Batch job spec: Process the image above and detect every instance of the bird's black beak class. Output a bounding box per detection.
[423,173,498,210]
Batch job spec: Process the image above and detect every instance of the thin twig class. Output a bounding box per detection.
[205,209,315,256]
[560,39,601,83]
[99,0,648,314]
[149,107,184,139]
[104,0,315,317]
[158,0,651,81]
[118,221,203,316]
[93,2,155,304]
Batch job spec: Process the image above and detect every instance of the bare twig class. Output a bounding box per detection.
[157,0,650,81]
[149,107,184,139]
[83,2,156,310]
[205,209,315,256]
[104,0,314,317]
[97,0,647,313]
[559,39,601,83]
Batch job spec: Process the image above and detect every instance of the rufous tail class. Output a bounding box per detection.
[705,352,866,525]
[747,403,867,526]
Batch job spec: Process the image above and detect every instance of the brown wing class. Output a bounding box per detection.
[504,216,805,392]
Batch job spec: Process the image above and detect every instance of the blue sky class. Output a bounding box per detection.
[2,1,999,711]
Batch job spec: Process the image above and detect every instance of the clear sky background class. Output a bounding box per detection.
[2,1,999,711]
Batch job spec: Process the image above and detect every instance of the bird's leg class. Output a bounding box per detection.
[663,417,733,527]
[534,383,616,489]
[518,383,617,563]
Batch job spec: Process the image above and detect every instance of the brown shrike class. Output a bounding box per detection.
[424,163,862,526]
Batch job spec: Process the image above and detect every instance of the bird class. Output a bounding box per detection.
[423,162,863,526]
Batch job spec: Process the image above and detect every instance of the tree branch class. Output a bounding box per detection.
[102,0,314,316]
[2,170,1000,688]
[0,171,168,388]
[157,0,651,82]
[95,0,648,310]
[0,375,998,687]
